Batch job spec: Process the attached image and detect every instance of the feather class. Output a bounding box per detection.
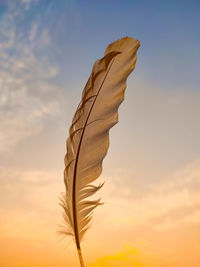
[61,36,140,267]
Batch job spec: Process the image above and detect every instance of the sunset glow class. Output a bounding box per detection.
[0,1,200,266]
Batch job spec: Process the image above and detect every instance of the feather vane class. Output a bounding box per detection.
[61,36,140,267]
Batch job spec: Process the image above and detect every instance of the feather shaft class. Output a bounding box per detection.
[78,249,84,267]
[72,56,115,251]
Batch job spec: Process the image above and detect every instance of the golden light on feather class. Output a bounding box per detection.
[60,36,140,267]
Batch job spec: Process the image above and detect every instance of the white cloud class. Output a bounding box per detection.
[29,22,39,42]
[40,29,51,47]
[0,67,60,152]
[0,2,61,153]
[0,166,63,242]
[20,0,32,10]
[98,160,200,231]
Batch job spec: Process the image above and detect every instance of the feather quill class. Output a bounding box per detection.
[61,36,140,267]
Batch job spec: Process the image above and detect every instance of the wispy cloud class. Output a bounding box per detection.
[98,160,200,231]
[0,1,61,153]
[20,0,32,10]
[0,167,62,240]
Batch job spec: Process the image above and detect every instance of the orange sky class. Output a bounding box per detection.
[1,160,200,266]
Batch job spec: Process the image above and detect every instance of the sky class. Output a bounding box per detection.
[0,0,200,266]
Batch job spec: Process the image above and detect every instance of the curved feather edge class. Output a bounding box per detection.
[60,36,140,252]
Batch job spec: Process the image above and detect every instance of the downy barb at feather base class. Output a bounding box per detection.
[60,36,140,267]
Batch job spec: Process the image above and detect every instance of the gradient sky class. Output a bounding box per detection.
[0,0,200,266]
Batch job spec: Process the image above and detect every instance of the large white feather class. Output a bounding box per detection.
[61,36,140,267]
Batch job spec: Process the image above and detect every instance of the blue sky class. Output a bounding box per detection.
[3,0,199,89]
[48,0,200,90]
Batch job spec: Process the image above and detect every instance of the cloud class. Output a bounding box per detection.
[90,243,168,267]
[20,0,32,10]
[0,167,56,187]
[40,29,51,47]
[29,21,39,42]
[0,167,62,241]
[0,78,59,152]
[0,2,61,153]
[97,160,200,232]
[0,167,61,207]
